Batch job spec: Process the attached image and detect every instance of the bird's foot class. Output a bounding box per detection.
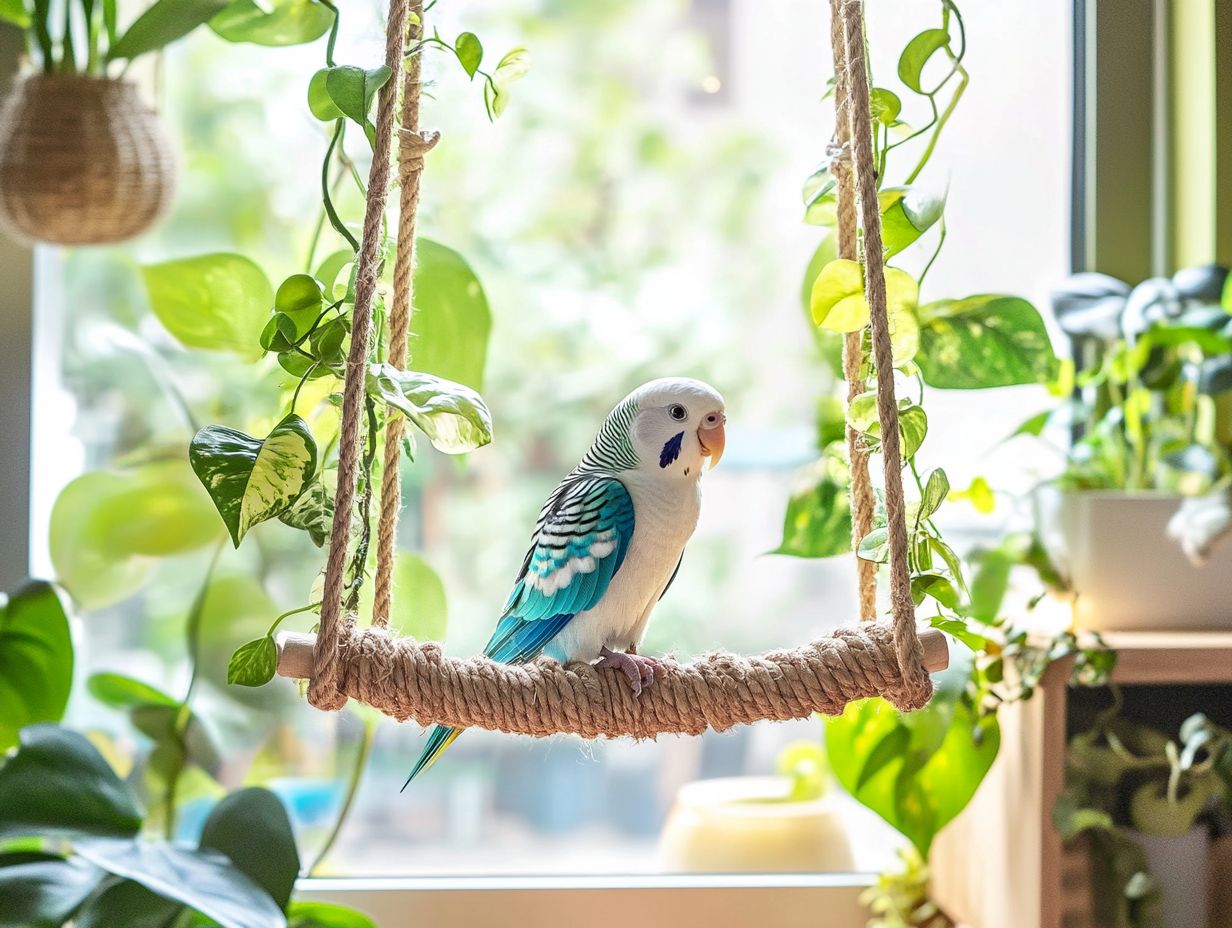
[596,646,661,696]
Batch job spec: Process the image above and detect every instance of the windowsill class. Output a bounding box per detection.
[298,872,876,927]
[300,871,878,891]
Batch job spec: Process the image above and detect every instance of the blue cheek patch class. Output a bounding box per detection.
[659,431,685,469]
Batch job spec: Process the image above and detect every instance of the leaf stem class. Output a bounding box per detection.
[307,717,376,876]
[322,120,360,252]
[918,217,947,286]
[905,64,968,185]
[319,0,340,67]
[344,398,379,613]
[290,363,320,414]
[163,541,225,840]
[267,602,322,638]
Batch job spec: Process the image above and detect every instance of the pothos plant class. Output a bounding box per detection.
[777,0,1112,873]
[1,0,336,74]
[156,5,529,683]
[5,2,527,921]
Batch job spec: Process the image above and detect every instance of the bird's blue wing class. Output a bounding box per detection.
[483,475,635,664]
[405,475,634,788]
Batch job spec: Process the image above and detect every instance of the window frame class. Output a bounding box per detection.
[15,0,1226,919]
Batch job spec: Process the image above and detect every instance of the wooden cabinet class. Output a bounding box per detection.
[930,632,1232,928]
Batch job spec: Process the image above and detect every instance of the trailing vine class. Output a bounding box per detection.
[781,0,1112,874]
[165,2,530,688]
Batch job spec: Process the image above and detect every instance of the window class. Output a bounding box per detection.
[32,0,1068,889]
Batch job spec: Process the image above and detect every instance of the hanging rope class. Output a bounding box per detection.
[828,0,877,621]
[374,0,438,625]
[840,0,931,707]
[308,0,413,712]
[294,0,939,727]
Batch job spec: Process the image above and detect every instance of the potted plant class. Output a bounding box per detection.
[1041,264,1232,630]
[0,0,334,244]
[1055,708,1232,928]
[0,578,376,926]
[658,741,855,873]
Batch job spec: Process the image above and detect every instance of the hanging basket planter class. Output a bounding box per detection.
[0,74,176,246]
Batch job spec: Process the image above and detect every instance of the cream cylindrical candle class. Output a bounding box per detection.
[659,776,854,873]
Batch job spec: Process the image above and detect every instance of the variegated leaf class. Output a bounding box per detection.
[189,415,317,547]
[366,364,493,454]
[278,479,334,547]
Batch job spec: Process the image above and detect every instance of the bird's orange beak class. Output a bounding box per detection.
[698,413,726,469]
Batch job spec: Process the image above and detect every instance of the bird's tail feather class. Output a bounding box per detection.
[402,725,462,790]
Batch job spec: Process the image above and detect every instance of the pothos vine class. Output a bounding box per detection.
[183,3,528,690]
[791,0,1111,873]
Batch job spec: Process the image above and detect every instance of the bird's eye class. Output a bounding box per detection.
[668,404,688,421]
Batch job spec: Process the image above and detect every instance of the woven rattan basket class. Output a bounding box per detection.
[0,74,176,245]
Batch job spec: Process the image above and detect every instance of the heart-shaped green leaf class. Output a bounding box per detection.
[308,69,343,120]
[917,468,950,523]
[88,673,179,710]
[0,726,142,840]
[409,239,492,391]
[483,47,529,118]
[912,575,960,610]
[209,0,333,46]
[200,788,298,910]
[917,295,1057,389]
[810,259,919,354]
[898,404,928,459]
[0,582,73,752]
[50,462,222,609]
[276,273,325,317]
[278,480,334,547]
[227,637,277,687]
[142,254,273,360]
[771,457,852,559]
[190,415,317,547]
[880,185,947,259]
[826,693,1000,858]
[454,31,482,78]
[108,0,231,61]
[315,63,391,126]
[869,87,902,125]
[356,552,448,640]
[366,365,493,454]
[897,27,951,94]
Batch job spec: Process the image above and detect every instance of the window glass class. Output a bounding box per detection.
[38,0,1069,876]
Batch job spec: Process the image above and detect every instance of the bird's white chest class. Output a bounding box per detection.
[549,477,702,662]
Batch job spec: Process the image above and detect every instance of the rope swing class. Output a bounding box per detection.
[275,0,946,733]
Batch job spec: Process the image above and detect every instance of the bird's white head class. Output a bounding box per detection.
[618,377,726,480]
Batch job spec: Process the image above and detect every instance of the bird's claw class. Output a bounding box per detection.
[597,647,660,696]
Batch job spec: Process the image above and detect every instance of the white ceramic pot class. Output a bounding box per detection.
[1054,491,1232,631]
[658,776,854,873]
[1125,826,1209,928]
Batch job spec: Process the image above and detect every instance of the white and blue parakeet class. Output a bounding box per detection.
[403,377,726,787]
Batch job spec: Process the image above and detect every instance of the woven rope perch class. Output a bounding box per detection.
[287,0,944,731]
[278,625,946,737]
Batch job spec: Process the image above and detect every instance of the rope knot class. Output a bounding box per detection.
[398,128,440,178]
[826,139,852,175]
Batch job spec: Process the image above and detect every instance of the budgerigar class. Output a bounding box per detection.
[403,377,726,788]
